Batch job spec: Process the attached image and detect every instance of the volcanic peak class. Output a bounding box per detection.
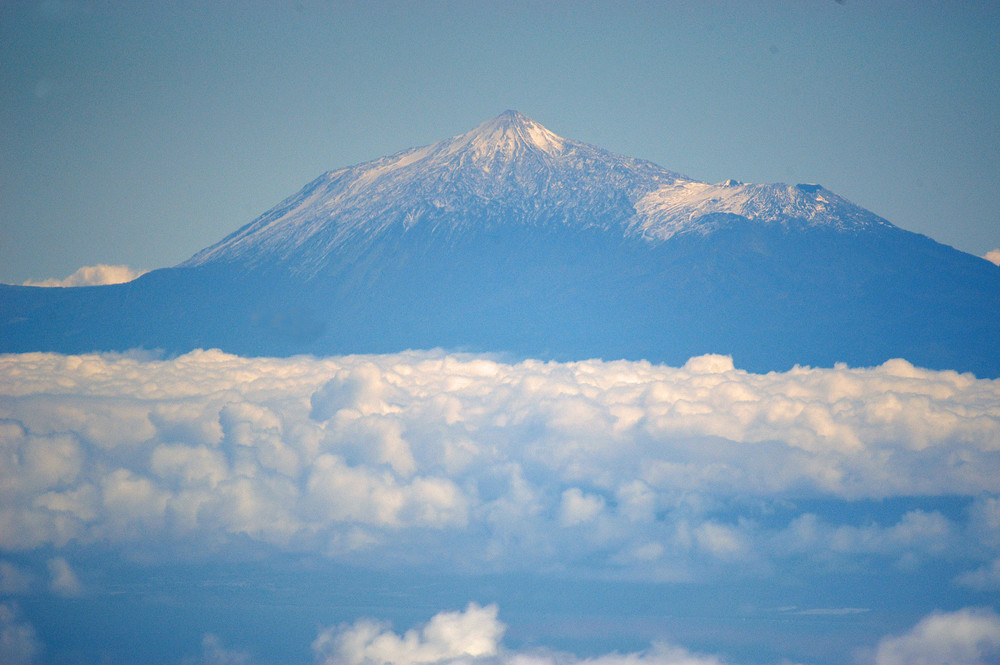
[182,112,892,276]
[444,109,567,158]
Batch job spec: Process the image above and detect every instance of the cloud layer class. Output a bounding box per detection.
[315,603,728,665]
[1,350,999,580]
[874,607,1000,665]
[315,604,1000,665]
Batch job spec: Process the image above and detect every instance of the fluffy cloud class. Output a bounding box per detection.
[984,249,1000,266]
[195,633,251,665]
[21,264,146,287]
[318,605,1000,665]
[314,603,504,665]
[874,607,1000,665]
[1,350,998,579]
[314,604,730,665]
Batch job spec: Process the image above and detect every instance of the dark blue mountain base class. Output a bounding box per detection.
[4,218,998,377]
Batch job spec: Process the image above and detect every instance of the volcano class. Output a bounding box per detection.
[3,111,999,376]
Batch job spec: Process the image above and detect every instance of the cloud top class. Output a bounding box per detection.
[314,604,731,665]
[0,350,998,580]
[317,604,1000,665]
[315,603,504,665]
[875,607,1000,665]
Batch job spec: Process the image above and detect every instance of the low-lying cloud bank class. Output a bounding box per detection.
[1,350,999,579]
[315,603,1000,665]
[20,264,146,287]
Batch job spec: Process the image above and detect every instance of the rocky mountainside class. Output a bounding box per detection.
[3,111,998,376]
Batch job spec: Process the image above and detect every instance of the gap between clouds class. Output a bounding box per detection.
[0,350,998,580]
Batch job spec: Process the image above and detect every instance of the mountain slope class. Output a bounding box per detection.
[182,110,889,274]
[2,111,998,376]
[183,110,685,275]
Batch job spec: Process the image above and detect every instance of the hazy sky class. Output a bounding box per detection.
[2,0,998,284]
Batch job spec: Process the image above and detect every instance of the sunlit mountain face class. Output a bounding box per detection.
[2,113,1000,665]
[2,111,999,376]
[183,110,889,274]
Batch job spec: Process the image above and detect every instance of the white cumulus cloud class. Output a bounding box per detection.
[316,605,1000,665]
[874,607,1000,665]
[984,249,1000,266]
[314,604,733,665]
[314,602,504,665]
[0,350,998,580]
[21,264,146,287]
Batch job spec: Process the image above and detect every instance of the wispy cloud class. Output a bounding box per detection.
[0,603,41,665]
[956,558,1000,591]
[0,562,33,595]
[46,557,82,597]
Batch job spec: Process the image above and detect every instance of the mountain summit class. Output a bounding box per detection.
[183,111,680,275]
[448,109,567,157]
[184,111,884,277]
[3,112,999,376]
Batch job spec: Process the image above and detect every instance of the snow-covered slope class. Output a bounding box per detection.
[184,111,890,274]
[633,180,892,240]
[184,111,677,274]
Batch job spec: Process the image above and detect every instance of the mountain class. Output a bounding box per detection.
[3,111,999,376]
[181,110,888,274]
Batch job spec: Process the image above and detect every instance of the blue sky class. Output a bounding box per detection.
[2,0,999,284]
